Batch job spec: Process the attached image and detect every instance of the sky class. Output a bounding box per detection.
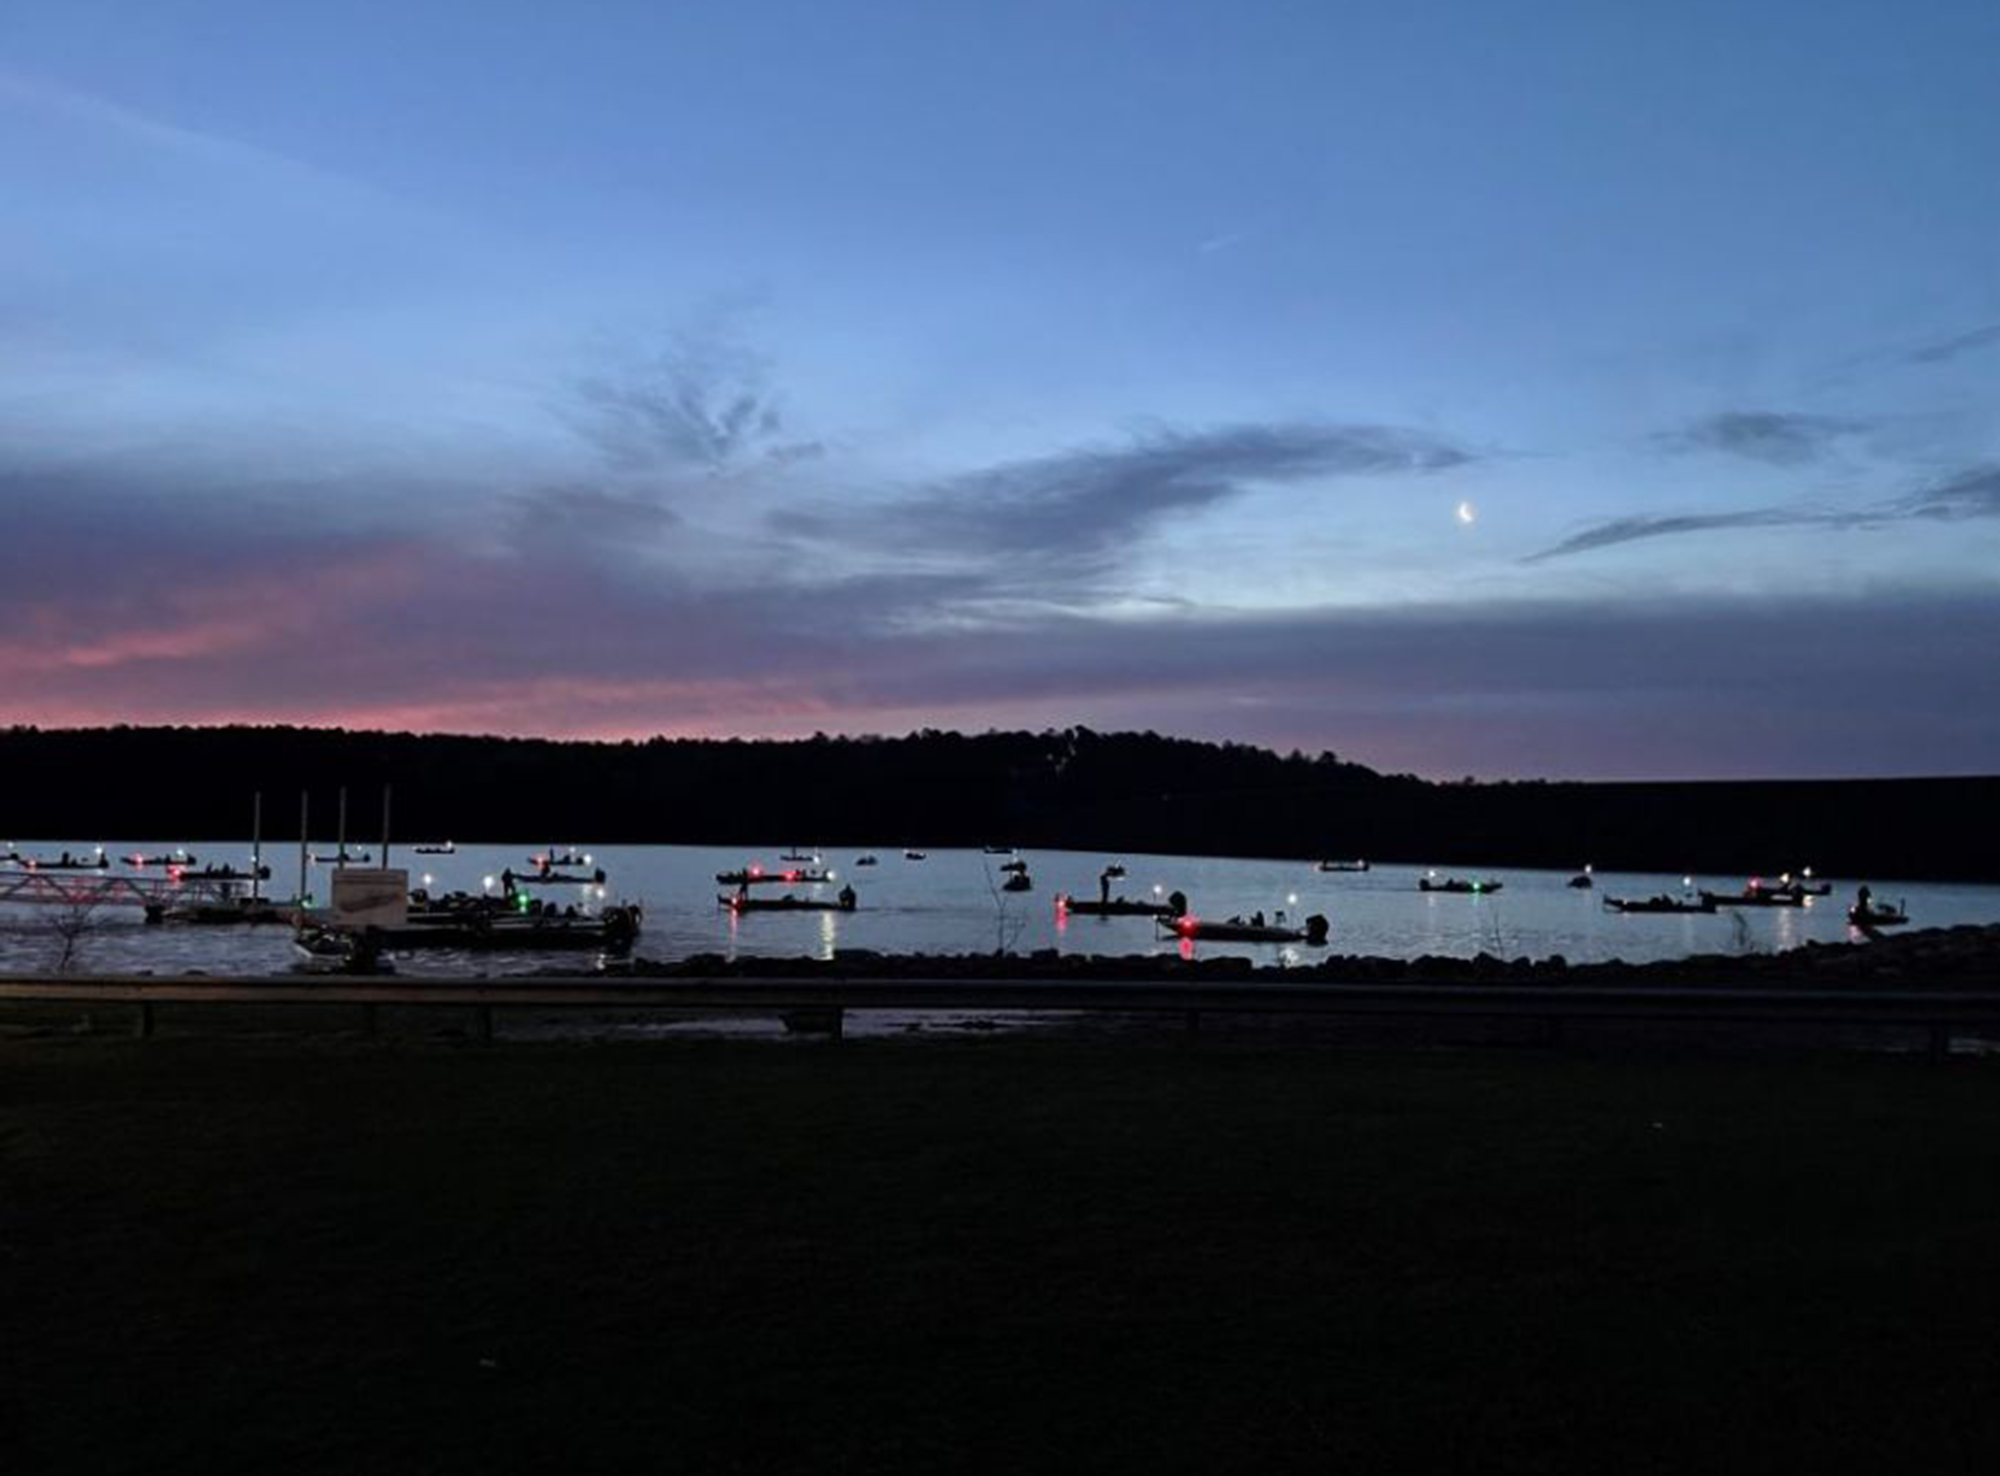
[2,0,1997,778]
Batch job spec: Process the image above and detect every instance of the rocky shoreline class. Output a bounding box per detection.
[612,922,2000,991]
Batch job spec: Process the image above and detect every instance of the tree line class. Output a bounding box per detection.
[0,724,1993,880]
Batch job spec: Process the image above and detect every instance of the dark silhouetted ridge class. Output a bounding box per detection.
[0,725,1993,881]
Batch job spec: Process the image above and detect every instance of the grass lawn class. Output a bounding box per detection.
[4,1034,1999,1474]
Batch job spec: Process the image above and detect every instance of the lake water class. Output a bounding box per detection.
[2,840,1995,977]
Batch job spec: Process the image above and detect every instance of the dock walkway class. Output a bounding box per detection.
[0,871,261,910]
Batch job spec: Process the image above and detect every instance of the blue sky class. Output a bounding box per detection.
[2,0,1997,776]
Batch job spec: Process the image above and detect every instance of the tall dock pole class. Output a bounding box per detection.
[336,787,348,869]
[251,791,263,902]
[380,785,393,873]
[297,791,309,907]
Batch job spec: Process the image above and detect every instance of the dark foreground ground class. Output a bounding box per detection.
[5,1036,2000,1475]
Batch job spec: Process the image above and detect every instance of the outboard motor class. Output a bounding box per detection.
[1168,889,1189,917]
[603,905,641,944]
[1304,913,1330,945]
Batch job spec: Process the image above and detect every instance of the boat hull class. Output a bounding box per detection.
[1060,898,1173,917]
[720,895,856,913]
[375,920,636,951]
[145,901,299,926]
[1164,915,1330,945]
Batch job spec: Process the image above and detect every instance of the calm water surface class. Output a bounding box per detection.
[2,840,1994,977]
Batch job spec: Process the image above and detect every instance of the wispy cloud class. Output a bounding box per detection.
[1896,463,2000,520]
[1527,461,2000,562]
[560,334,821,473]
[1905,323,2000,366]
[0,67,410,217]
[1522,509,1839,563]
[1194,209,1284,257]
[791,421,1472,596]
[1658,411,1866,466]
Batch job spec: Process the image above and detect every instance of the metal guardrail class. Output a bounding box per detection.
[3,973,1998,1056]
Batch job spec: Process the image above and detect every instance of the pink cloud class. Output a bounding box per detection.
[0,539,433,681]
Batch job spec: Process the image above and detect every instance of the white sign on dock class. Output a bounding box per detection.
[330,869,408,929]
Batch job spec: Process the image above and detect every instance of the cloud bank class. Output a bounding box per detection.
[3,439,1995,779]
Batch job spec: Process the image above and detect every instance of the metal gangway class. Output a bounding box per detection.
[0,867,265,911]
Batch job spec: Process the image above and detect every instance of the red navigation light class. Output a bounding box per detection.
[783,870,799,882]
[1176,915,1199,937]
[749,863,763,877]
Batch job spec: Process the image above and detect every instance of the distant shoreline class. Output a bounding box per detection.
[4,725,1996,881]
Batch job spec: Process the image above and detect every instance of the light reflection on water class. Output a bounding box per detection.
[0,839,1993,977]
